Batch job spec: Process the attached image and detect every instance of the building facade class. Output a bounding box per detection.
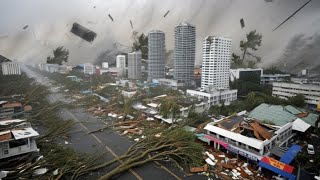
[204,119,296,161]
[148,30,165,80]
[128,51,142,80]
[174,22,196,85]
[83,63,94,75]
[260,74,290,85]
[154,78,186,90]
[116,55,126,69]
[186,89,237,106]
[230,68,263,82]
[201,36,231,89]
[1,62,21,75]
[272,82,320,106]
[102,62,109,69]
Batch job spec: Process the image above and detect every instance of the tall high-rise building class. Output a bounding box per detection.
[128,51,142,80]
[116,55,126,69]
[201,36,231,89]
[148,30,165,80]
[174,22,196,84]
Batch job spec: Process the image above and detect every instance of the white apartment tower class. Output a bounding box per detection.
[174,22,196,84]
[201,36,231,89]
[148,30,165,80]
[116,55,126,69]
[128,51,142,80]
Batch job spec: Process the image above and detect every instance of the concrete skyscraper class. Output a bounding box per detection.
[116,55,126,69]
[201,36,231,89]
[128,51,142,80]
[148,30,165,80]
[173,22,196,85]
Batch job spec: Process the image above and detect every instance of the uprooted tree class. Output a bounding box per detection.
[47,46,69,65]
[83,128,204,180]
[132,31,148,59]
[231,30,262,68]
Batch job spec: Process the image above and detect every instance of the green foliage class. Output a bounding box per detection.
[132,32,148,59]
[47,46,69,65]
[260,120,275,125]
[232,30,263,68]
[159,99,180,122]
[209,103,230,116]
[230,79,272,97]
[231,53,243,68]
[186,106,210,126]
[287,94,306,108]
[240,30,262,60]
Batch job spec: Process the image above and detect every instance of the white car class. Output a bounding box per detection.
[307,144,315,155]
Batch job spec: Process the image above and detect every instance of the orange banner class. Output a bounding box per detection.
[260,157,294,173]
[268,158,286,169]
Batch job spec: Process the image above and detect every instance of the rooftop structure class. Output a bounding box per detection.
[248,103,319,127]
[204,114,310,161]
[230,68,263,82]
[186,88,237,106]
[260,74,290,85]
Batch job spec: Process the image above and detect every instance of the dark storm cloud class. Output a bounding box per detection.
[0,0,319,72]
[278,33,320,73]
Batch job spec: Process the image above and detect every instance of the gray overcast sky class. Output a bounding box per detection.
[0,0,319,70]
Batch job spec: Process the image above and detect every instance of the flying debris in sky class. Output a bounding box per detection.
[23,25,29,30]
[108,14,114,22]
[264,0,273,2]
[70,22,97,42]
[240,18,245,28]
[163,10,170,18]
[273,0,312,31]
[130,20,133,29]
[93,6,96,9]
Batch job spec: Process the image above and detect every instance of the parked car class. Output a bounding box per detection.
[307,144,315,155]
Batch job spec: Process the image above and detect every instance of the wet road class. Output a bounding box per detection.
[22,66,207,180]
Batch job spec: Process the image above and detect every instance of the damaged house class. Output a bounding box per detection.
[0,119,39,160]
[204,113,311,162]
[0,101,23,118]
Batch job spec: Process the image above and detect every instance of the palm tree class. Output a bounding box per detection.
[159,99,180,127]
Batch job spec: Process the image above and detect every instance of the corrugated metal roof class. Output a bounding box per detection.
[248,104,296,126]
[280,145,302,164]
[285,105,302,114]
[248,103,318,127]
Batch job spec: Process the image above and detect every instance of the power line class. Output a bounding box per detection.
[273,0,312,31]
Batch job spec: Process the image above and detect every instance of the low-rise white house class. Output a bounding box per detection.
[186,88,237,106]
[154,79,186,90]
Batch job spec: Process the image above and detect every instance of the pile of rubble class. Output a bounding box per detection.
[189,150,268,180]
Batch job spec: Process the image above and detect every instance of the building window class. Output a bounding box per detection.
[9,139,28,148]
